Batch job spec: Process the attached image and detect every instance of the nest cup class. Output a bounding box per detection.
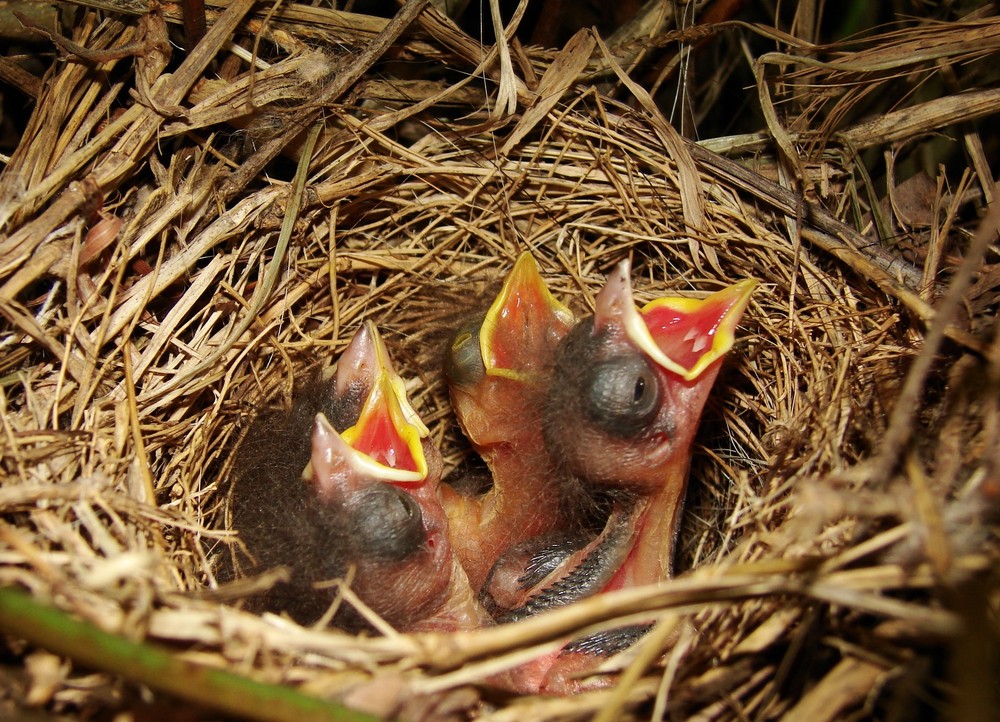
[0,2,997,720]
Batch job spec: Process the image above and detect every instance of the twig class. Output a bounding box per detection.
[864,187,1000,482]
[15,10,155,62]
[0,587,378,722]
[219,0,430,203]
[685,140,990,354]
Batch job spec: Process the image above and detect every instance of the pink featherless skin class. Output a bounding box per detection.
[490,260,754,693]
[442,252,578,594]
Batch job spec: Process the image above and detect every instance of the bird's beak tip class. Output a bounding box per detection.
[334,321,381,397]
[593,259,634,331]
[480,251,573,379]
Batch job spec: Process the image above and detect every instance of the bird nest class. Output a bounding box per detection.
[0,1,997,720]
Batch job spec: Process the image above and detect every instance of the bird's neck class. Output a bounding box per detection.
[442,438,566,591]
[604,461,691,590]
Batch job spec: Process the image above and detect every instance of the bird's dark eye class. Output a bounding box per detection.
[348,485,424,562]
[584,355,661,437]
[444,322,485,387]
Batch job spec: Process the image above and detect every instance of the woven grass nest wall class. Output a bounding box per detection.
[1,0,998,719]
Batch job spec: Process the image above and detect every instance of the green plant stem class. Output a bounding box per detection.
[0,587,379,722]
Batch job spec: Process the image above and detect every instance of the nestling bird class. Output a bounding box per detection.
[488,260,755,692]
[541,262,756,587]
[443,252,578,593]
[227,322,486,632]
[223,256,751,690]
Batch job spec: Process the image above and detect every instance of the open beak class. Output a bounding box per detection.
[595,259,754,380]
[308,324,429,501]
[335,320,428,438]
[338,361,428,483]
[479,252,574,381]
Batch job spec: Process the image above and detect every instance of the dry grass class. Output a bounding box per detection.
[0,1,997,720]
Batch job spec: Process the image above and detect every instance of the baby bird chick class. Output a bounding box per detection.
[443,253,577,592]
[229,322,485,631]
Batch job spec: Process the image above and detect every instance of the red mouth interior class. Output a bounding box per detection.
[642,297,734,372]
[352,403,419,474]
